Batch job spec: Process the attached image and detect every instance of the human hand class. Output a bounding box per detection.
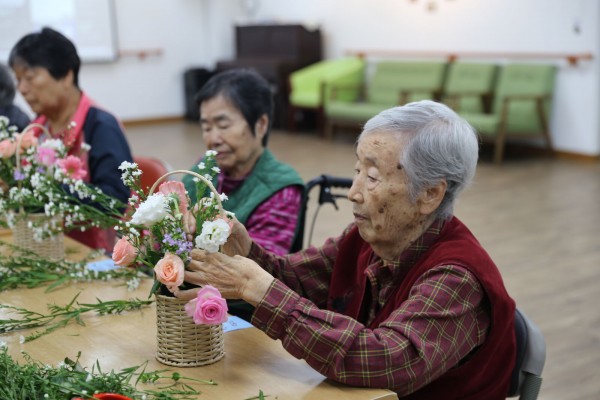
[220,216,252,257]
[172,249,274,306]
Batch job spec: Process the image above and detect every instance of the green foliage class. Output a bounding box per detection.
[0,347,213,399]
[0,293,153,342]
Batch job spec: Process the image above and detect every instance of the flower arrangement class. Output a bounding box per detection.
[0,117,123,240]
[113,150,231,325]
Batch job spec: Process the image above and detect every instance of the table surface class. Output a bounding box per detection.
[0,233,397,400]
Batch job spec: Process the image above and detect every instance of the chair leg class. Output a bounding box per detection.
[288,105,297,132]
[494,130,506,165]
[536,99,554,157]
[324,119,334,140]
[494,101,509,165]
[316,106,325,137]
[519,374,543,400]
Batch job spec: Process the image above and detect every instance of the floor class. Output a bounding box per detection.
[124,120,600,400]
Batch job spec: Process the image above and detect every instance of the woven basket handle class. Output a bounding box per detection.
[148,169,227,218]
[14,123,49,171]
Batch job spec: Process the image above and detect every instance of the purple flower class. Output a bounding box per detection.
[13,170,25,181]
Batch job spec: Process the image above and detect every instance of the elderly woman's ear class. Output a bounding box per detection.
[254,114,269,143]
[418,179,447,215]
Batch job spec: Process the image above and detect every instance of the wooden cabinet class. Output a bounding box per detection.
[217,24,322,128]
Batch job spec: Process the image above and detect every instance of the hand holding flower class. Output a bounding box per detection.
[219,216,252,257]
[174,249,274,307]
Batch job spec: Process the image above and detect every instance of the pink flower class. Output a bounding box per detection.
[15,130,38,152]
[184,285,228,325]
[154,252,185,288]
[0,139,16,159]
[36,147,57,166]
[112,236,137,267]
[57,155,87,180]
[158,181,188,214]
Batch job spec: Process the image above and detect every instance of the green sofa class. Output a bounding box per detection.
[458,63,556,163]
[287,57,365,134]
[324,60,447,139]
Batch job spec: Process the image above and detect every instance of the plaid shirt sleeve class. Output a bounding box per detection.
[250,245,489,395]
[245,185,302,256]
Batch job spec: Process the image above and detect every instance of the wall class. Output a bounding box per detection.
[8,0,600,156]
[240,0,600,155]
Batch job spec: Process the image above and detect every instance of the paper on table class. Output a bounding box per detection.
[223,315,253,332]
[86,259,120,272]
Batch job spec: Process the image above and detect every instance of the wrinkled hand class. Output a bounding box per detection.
[182,208,197,242]
[172,249,273,306]
[220,216,252,257]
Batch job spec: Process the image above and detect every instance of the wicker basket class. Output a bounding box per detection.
[155,294,225,367]
[151,170,227,367]
[12,213,64,260]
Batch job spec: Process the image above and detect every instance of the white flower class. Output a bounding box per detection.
[206,150,218,157]
[19,335,25,344]
[127,277,141,291]
[195,218,231,253]
[130,193,169,226]
[39,138,65,152]
[0,341,6,348]
[118,161,137,171]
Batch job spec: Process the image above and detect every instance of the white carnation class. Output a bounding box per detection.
[130,193,169,226]
[194,219,231,253]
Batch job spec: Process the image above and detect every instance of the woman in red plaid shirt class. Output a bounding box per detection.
[177,100,516,399]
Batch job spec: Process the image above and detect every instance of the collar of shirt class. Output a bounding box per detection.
[363,218,447,320]
[217,171,248,194]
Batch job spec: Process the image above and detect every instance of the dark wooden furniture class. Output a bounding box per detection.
[216,24,322,128]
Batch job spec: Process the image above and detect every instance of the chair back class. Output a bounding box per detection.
[443,62,498,113]
[492,64,556,132]
[291,174,353,252]
[367,61,446,105]
[508,308,546,399]
[289,57,365,107]
[133,156,171,193]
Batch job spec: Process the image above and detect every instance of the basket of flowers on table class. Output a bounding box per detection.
[0,117,123,259]
[113,150,231,367]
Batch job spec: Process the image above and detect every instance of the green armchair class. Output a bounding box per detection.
[457,63,556,164]
[324,60,447,139]
[287,57,365,134]
[443,62,498,113]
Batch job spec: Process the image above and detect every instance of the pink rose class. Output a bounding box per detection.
[15,130,38,152]
[184,285,228,325]
[158,181,188,214]
[154,252,185,288]
[112,236,137,267]
[0,139,16,159]
[56,155,87,180]
[36,146,57,166]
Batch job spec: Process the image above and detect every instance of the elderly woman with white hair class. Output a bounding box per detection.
[175,100,516,399]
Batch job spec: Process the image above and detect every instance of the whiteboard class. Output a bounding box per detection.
[0,0,118,63]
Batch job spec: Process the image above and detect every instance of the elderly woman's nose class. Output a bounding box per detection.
[347,179,363,203]
[203,128,223,144]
